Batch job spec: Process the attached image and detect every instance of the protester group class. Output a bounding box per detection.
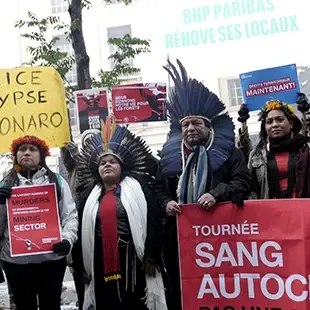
[0,59,309,310]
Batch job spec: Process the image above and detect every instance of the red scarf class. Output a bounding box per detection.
[99,189,121,282]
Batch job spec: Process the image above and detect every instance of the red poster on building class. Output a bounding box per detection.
[177,200,310,310]
[112,83,167,123]
[75,88,109,133]
[6,184,62,257]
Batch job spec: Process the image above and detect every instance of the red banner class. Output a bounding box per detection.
[177,200,310,310]
[112,83,167,123]
[75,88,108,133]
[6,184,62,257]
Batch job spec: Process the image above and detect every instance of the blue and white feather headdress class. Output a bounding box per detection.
[77,117,157,195]
[159,59,235,177]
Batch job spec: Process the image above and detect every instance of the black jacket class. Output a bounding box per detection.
[154,147,252,214]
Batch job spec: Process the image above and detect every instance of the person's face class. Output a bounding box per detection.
[265,109,293,140]
[86,95,99,110]
[181,117,210,146]
[98,154,122,185]
[16,144,41,169]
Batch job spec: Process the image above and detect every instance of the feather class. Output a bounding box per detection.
[101,116,117,148]
[101,119,106,146]
[164,59,227,122]
[208,113,235,171]
[77,125,157,192]
[159,59,235,177]
[159,123,182,177]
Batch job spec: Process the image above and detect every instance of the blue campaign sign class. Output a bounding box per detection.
[239,64,300,111]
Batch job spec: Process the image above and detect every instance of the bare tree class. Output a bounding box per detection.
[68,0,92,89]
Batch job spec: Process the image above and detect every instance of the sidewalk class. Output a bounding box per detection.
[0,269,77,310]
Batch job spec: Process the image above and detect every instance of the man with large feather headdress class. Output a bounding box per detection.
[155,59,252,309]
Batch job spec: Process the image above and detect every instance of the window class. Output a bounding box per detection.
[54,35,77,85]
[298,66,310,96]
[227,78,243,107]
[107,25,134,70]
[51,0,68,14]
[106,0,137,5]
[68,99,78,127]
[54,35,78,127]
[106,0,123,4]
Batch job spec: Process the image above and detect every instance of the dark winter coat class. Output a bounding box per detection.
[154,146,252,214]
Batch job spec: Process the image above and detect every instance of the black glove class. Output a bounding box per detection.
[0,186,12,204]
[232,193,245,207]
[296,92,310,113]
[238,104,250,123]
[53,240,71,256]
[65,141,79,158]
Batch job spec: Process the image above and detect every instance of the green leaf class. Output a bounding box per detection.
[16,5,150,99]
[81,0,92,9]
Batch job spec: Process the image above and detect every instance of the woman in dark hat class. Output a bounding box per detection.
[0,135,78,310]
[246,100,310,199]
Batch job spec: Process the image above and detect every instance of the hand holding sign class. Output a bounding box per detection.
[53,240,71,256]
[65,141,79,158]
[166,200,181,216]
[237,104,250,123]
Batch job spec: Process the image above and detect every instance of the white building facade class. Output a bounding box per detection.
[0,0,310,175]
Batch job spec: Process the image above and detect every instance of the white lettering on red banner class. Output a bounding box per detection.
[177,201,310,309]
[6,184,62,257]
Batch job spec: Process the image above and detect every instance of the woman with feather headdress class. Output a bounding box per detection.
[72,117,167,310]
[154,59,252,309]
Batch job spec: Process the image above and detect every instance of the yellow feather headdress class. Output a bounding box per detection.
[258,99,296,121]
